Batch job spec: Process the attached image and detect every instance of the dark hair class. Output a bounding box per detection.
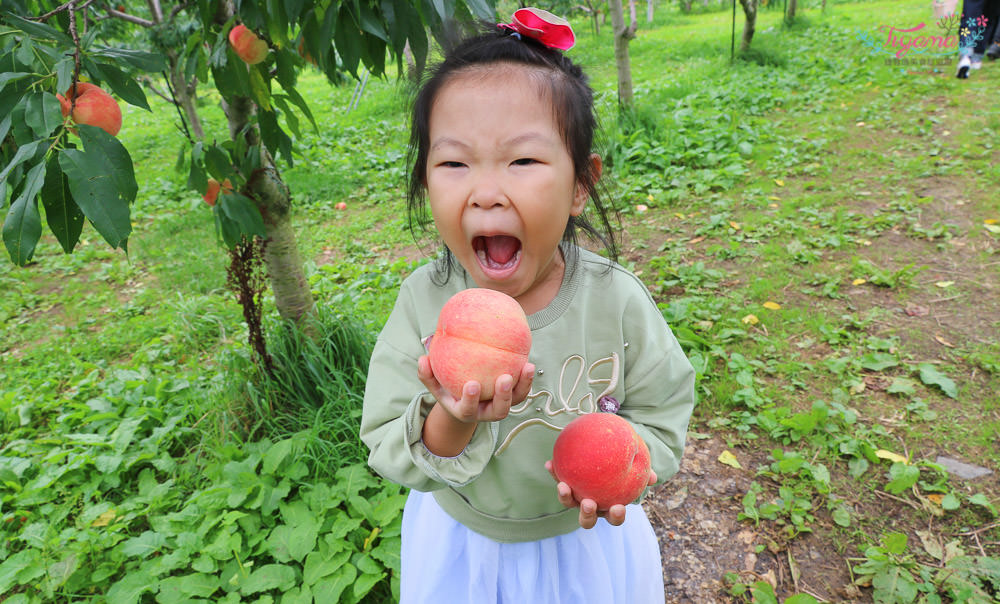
[406,24,619,280]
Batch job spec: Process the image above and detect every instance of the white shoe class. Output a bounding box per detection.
[971,59,983,70]
[957,55,971,78]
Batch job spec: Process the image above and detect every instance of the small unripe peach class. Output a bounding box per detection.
[56,82,122,137]
[552,412,652,511]
[428,288,531,401]
[228,24,268,65]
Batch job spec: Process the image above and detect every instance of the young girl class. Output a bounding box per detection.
[360,9,696,602]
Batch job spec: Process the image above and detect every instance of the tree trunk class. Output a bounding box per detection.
[609,0,637,107]
[739,0,757,51]
[786,0,797,22]
[167,54,205,139]
[647,0,654,22]
[222,94,316,324]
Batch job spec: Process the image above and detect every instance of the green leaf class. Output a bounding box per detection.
[0,549,44,594]
[107,572,157,604]
[0,139,41,183]
[832,506,851,527]
[262,438,293,475]
[157,573,221,601]
[941,493,961,510]
[872,566,918,602]
[887,377,917,397]
[312,564,357,602]
[3,160,45,265]
[1,12,73,43]
[39,155,83,254]
[24,91,62,137]
[0,71,31,93]
[91,46,168,72]
[248,64,272,111]
[119,530,166,558]
[241,564,296,595]
[917,363,957,398]
[785,595,819,604]
[219,193,265,239]
[303,550,349,586]
[860,352,898,371]
[93,61,150,111]
[58,146,132,251]
[885,463,920,495]
[203,144,232,180]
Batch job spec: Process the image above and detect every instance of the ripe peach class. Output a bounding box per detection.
[228,24,268,65]
[56,82,122,136]
[428,288,531,401]
[335,202,347,210]
[551,412,652,511]
[202,178,233,206]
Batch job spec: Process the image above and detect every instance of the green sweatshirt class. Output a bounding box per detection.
[360,247,696,543]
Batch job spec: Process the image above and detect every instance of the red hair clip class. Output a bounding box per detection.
[499,8,575,51]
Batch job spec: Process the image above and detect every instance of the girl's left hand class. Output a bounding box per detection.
[544,460,657,529]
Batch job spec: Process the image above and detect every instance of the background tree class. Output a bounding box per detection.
[739,0,758,51]
[608,0,638,106]
[1,0,494,331]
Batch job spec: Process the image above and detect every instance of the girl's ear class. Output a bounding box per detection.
[571,153,603,216]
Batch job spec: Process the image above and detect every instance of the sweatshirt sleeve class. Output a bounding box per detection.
[617,281,696,487]
[359,277,498,491]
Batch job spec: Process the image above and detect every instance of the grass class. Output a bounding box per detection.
[3,0,1000,601]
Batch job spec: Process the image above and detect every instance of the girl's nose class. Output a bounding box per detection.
[468,171,508,209]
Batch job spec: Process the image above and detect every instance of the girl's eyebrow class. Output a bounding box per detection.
[430,132,555,151]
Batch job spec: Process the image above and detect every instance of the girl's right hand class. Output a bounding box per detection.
[417,355,535,423]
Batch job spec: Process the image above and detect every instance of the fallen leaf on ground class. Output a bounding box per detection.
[763,301,781,310]
[852,278,867,286]
[688,236,706,244]
[718,450,742,469]
[904,303,929,317]
[935,281,954,288]
[774,178,785,187]
[934,335,955,348]
[729,221,741,230]
[876,449,909,464]
[742,314,759,325]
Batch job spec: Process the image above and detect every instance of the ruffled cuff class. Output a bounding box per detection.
[404,392,498,488]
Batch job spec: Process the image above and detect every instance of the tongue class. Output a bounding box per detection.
[485,236,519,265]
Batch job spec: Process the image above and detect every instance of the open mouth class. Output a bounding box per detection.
[473,235,522,280]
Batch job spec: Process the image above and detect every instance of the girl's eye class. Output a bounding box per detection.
[441,161,466,168]
[512,158,537,166]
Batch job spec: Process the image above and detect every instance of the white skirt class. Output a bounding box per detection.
[400,489,665,604]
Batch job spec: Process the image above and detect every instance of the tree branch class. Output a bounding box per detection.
[105,7,155,27]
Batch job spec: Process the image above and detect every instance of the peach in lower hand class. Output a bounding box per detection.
[428,288,531,401]
[551,412,652,511]
[56,82,122,137]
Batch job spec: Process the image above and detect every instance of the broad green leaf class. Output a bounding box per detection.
[119,530,166,558]
[885,463,920,494]
[40,149,84,254]
[941,493,961,510]
[872,566,918,602]
[3,160,45,265]
[0,71,31,93]
[24,91,62,137]
[219,193,266,239]
[917,363,957,398]
[887,377,917,397]
[240,563,296,595]
[0,139,41,182]
[58,147,132,250]
[107,572,157,604]
[91,46,168,71]
[463,0,495,21]
[0,549,44,594]
[204,144,232,180]
[312,564,357,603]
[1,12,72,43]
[860,352,898,371]
[303,550,349,585]
[883,531,909,555]
[93,61,150,111]
[831,506,851,527]
[785,595,819,604]
[78,124,138,204]
[157,573,221,601]
[262,438,293,475]
[353,571,385,600]
[248,64,272,111]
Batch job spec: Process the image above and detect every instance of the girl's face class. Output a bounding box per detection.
[426,65,596,314]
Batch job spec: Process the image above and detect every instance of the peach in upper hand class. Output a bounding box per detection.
[56,82,122,137]
[551,412,652,511]
[427,288,532,401]
[228,24,269,65]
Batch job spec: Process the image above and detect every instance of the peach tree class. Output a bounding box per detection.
[1,0,493,323]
